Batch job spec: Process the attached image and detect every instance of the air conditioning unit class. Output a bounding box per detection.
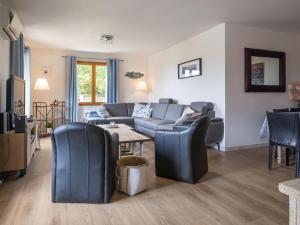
[0,6,23,41]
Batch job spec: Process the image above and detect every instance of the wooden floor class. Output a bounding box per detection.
[0,138,294,225]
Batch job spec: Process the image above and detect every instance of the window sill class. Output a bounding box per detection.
[78,102,105,106]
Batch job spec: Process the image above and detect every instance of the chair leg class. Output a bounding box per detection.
[286,148,290,166]
[268,145,273,170]
[217,143,220,151]
[296,151,300,178]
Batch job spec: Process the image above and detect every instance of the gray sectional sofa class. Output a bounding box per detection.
[85,99,224,149]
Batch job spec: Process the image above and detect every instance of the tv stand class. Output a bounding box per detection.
[0,121,37,176]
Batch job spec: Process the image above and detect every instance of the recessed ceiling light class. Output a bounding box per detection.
[100,34,114,44]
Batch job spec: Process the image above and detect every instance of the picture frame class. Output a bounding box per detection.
[178,58,202,79]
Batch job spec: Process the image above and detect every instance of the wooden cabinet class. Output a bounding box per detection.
[0,122,37,175]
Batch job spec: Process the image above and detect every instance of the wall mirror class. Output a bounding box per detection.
[245,48,286,92]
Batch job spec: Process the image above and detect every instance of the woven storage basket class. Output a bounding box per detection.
[116,156,148,196]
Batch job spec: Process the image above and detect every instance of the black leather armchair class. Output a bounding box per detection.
[51,123,119,203]
[155,116,210,183]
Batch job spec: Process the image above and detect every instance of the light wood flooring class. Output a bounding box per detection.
[0,138,294,225]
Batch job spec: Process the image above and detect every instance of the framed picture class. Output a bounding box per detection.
[178,58,202,79]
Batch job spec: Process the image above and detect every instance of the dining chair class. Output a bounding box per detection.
[266,112,300,177]
[290,108,300,112]
[273,108,290,113]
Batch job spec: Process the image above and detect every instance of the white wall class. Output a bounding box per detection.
[225,24,300,148]
[148,24,226,147]
[30,48,149,120]
[0,37,10,112]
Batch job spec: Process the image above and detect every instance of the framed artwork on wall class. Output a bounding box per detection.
[178,58,202,79]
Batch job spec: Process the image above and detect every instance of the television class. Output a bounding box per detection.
[6,75,25,115]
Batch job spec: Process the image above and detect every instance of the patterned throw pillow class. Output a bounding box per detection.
[96,106,111,118]
[132,103,152,118]
[85,110,100,118]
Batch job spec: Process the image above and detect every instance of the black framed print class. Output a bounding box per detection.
[178,58,202,79]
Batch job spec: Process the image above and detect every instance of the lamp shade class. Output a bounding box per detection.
[288,81,300,101]
[34,78,50,90]
[136,81,147,92]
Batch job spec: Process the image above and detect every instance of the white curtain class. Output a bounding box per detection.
[24,47,31,116]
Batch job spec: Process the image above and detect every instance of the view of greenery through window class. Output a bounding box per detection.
[77,62,107,104]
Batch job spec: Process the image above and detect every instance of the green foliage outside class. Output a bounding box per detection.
[77,64,107,102]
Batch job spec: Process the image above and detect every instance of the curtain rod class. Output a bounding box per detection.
[61,56,125,62]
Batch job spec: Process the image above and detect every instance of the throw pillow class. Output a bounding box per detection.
[182,106,196,115]
[174,112,202,126]
[132,103,152,118]
[96,106,111,118]
[85,110,100,118]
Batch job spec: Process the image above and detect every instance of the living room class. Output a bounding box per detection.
[0,0,300,224]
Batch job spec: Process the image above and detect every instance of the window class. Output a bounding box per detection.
[77,61,107,105]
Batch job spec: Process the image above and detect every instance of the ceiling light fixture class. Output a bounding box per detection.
[100,34,114,44]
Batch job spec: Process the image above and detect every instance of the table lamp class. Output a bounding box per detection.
[34,78,50,90]
[288,81,300,107]
[136,81,148,92]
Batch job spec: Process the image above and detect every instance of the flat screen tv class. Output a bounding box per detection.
[6,75,25,115]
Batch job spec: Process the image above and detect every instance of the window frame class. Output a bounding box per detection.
[77,61,107,106]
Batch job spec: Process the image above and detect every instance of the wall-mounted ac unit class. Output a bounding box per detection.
[0,6,23,41]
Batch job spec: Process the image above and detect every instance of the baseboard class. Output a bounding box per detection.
[224,143,268,151]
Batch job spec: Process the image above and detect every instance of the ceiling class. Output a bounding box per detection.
[6,0,300,55]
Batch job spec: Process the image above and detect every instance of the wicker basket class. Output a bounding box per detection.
[116,156,148,196]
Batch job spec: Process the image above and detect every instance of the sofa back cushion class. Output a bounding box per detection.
[126,103,135,116]
[103,103,128,116]
[190,102,214,115]
[150,103,169,119]
[164,104,185,122]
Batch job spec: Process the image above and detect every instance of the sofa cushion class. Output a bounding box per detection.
[164,104,185,122]
[143,119,173,130]
[190,102,214,115]
[104,103,128,116]
[126,103,135,116]
[151,103,169,119]
[134,118,156,126]
[107,117,134,125]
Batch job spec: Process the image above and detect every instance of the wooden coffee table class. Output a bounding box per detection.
[98,124,151,158]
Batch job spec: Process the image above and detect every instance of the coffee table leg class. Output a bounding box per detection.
[140,142,144,157]
[132,142,135,155]
[118,144,122,159]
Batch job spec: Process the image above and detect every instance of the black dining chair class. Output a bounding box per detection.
[266,112,300,177]
[290,108,300,112]
[273,108,290,113]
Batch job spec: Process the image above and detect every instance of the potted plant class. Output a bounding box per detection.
[46,122,53,134]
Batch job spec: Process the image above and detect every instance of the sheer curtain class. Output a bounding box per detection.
[24,47,31,116]
[107,59,118,103]
[65,56,78,123]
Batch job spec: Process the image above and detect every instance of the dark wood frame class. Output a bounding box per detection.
[245,48,286,92]
[77,61,107,106]
[178,58,202,79]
